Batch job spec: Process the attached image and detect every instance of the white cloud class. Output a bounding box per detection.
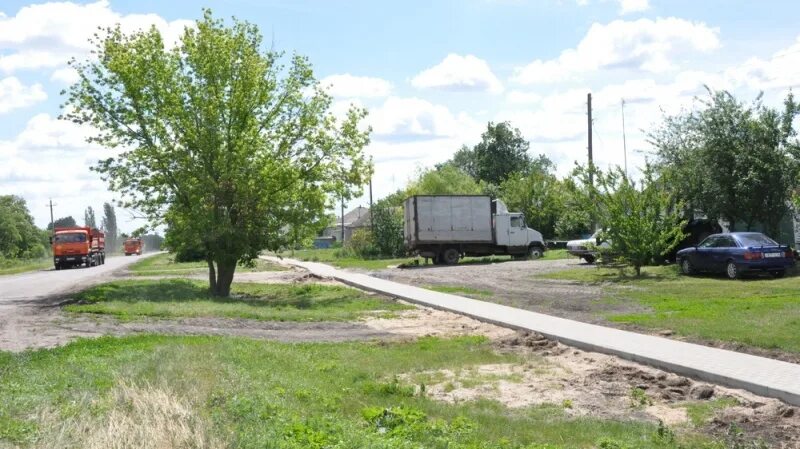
[50,67,80,85]
[505,90,542,105]
[319,74,392,98]
[368,96,481,141]
[0,0,193,73]
[722,36,800,91]
[617,0,649,15]
[0,76,47,113]
[512,18,720,84]
[14,113,98,150]
[412,54,504,94]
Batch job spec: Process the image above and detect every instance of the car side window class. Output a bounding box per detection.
[698,237,716,248]
[719,237,737,248]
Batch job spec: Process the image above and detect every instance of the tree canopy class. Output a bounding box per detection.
[0,196,48,259]
[448,121,532,185]
[649,89,800,234]
[47,216,77,230]
[64,10,371,295]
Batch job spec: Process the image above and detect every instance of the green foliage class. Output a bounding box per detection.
[500,159,563,238]
[46,215,77,230]
[587,166,686,275]
[407,165,482,196]
[452,122,533,185]
[650,89,800,234]
[64,10,370,296]
[554,175,593,239]
[83,206,97,228]
[100,202,117,251]
[345,228,380,259]
[0,195,48,260]
[371,201,405,257]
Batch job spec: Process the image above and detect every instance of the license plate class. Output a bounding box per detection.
[66,257,75,261]
[764,253,782,258]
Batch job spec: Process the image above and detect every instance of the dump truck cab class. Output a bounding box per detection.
[52,226,105,269]
[124,238,144,256]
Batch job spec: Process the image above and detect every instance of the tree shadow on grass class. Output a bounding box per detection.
[74,279,362,310]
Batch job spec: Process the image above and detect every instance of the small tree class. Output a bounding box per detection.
[371,202,405,257]
[592,167,686,276]
[100,202,118,253]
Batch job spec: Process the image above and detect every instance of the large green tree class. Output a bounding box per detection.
[448,121,532,185]
[64,11,370,296]
[47,216,77,230]
[650,89,799,234]
[0,196,47,259]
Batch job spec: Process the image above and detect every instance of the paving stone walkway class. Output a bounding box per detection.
[264,256,800,406]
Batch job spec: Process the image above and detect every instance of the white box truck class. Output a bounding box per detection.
[403,195,546,265]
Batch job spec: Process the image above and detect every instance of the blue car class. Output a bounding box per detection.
[676,232,795,279]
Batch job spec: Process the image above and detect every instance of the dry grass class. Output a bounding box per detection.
[30,381,223,449]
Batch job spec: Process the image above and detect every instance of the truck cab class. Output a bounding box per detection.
[52,226,105,269]
[124,238,144,256]
[494,212,545,258]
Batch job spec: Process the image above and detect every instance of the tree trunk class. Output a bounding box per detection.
[212,260,236,297]
[207,258,217,293]
[635,264,642,277]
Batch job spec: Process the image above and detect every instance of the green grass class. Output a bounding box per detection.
[540,265,800,353]
[65,279,410,322]
[0,258,51,275]
[0,335,721,448]
[683,398,740,427]
[426,285,494,297]
[542,249,571,260]
[128,252,284,276]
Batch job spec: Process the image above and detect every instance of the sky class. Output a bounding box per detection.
[2,0,800,232]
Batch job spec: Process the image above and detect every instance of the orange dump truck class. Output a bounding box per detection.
[124,238,144,256]
[52,226,106,270]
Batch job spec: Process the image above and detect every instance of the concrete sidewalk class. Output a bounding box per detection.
[264,256,800,406]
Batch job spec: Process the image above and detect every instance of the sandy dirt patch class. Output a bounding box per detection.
[397,331,800,448]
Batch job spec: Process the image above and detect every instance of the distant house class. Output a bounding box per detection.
[322,206,371,243]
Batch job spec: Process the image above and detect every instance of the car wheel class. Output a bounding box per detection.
[680,258,695,275]
[771,270,786,279]
[441,248,460,265]
[583,255,595,264]
[529,246,543,260]
[725,261,739,280]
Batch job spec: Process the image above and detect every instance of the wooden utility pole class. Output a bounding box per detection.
[587,93,593,186]
[369,177,374,234]
[46,199,56,234]
[340,195,345,245]
[621,98,628,177]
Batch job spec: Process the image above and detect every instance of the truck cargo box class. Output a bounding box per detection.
[404,195,494,246]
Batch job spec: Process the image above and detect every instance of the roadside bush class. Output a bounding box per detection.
[371,204,405,257]
[344,229,380,259]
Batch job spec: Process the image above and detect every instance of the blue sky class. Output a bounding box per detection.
[2,0,800,230]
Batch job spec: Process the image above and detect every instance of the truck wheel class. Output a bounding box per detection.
[529,246,543,260]
[55,264,61,271]
[441,248,460,265]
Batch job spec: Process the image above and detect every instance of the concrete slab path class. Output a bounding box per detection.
[264,256,800,406]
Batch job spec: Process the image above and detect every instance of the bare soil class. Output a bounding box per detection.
[371,258,652,324]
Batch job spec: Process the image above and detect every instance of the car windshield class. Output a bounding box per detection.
[737,234,778,247]
[54,233,86,243]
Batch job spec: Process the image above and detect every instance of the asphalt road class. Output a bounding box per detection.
[0,253,160,351]
[0,253,157,301]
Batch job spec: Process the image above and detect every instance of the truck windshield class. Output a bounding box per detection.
[54,233,87,243]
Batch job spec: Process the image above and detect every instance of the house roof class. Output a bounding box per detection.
[339,206,369,227]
